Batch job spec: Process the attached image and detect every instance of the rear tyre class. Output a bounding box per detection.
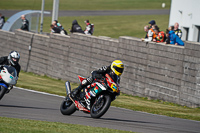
[60,97,76,115]
[0,86,7,100]
[90,94,111,118]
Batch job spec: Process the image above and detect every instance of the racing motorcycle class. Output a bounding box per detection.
[60,72,120,118]
[0,65,18,100]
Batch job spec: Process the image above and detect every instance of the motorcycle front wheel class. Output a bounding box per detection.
[0,86,7,100]
[90,94,111,118]
[60,97,76,115]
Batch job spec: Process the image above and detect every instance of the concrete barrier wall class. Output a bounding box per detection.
[0,30,199,107]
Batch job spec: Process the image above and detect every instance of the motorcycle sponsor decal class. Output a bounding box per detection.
[75,100,90,112]
[90,82,106,96]
[84,97,91,110]
[94,86,99,93]
[90,90,96,97]
[96,82,106,90]
[85,92,91,99]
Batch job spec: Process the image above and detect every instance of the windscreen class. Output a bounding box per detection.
[4,65,17,77]
[108,71,119,83]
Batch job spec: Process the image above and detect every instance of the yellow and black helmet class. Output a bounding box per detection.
[111,60,124,76]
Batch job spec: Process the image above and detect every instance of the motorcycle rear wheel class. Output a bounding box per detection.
[60,97,76,115]
[0,86,7,100]
[90,94,111,118]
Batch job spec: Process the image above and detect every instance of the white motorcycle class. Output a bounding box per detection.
[0,65,18,100]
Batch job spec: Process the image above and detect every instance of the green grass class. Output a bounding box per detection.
[0,0,171,10]
[17,71,78,96]
[42,14,169,38]
[112,95,200,121]
[0,117,134,133]
[16,71,200,121]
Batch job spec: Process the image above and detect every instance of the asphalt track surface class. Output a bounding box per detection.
[0,87,199,133]
[0,9,170,17]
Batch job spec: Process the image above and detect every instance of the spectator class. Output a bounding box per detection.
[148,20,156,28]
[84,20,93,35]
[153,25,166,43]
[20,15,29,31]
[70,20,84,34]
[164,29,170,44]
[53,20,67,35]
[142,25,149,39]
[168,26,184,46]
[53,20,62,29]
[141,25,156,42]
[168,26,174,31]
[0,13,5,29]
[50,24,61,34]
[174,22,182,39]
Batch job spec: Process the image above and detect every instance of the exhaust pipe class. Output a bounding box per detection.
[65,81,71,95]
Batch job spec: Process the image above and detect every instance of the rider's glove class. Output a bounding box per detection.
[0,65,3,70]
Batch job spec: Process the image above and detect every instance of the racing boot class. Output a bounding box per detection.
[70,77,93,99]
[70,84,83,99]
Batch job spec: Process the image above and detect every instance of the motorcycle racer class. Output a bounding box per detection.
[0,51,21,77]
[71,60,124,98]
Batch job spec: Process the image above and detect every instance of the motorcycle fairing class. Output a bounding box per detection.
[90,82,106,96]
[0,83,8,89]
[74,100,90,112]
[78,75,86,83]
[105,74,120,93]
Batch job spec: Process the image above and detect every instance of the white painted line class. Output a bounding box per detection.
[14,86,65,98]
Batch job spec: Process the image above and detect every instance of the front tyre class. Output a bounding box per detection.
[0,86,7,100]
[60,97,76,115]
[90,94,111,118]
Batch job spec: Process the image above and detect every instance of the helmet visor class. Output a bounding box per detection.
[113,66,124,73]
[12,57,19,64]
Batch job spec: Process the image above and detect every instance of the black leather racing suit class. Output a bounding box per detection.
[0,56,21,77]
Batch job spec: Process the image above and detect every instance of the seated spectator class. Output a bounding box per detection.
[148,20,156,28]
[174,22,182,39]
[153,25,166,43]
[53,20,63,30]
[141,24,156,42]
[168,26,184,46]
[70,20,84,34]
[0,13,5,29]
[53,20,67,35]
[50,24,61,34]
